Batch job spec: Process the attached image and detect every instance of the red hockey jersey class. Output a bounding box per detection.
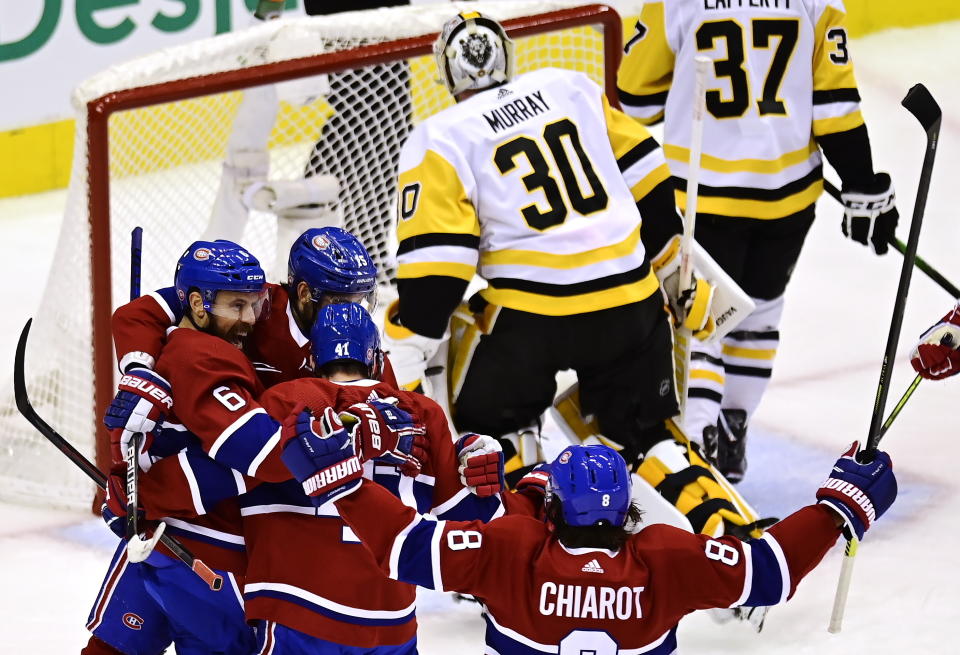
[240,377,504,647]
[137,326,278,574]
[336,481,843,654]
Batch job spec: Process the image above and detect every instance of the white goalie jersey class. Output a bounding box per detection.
[617,0,864,221]
[395,67,674,316]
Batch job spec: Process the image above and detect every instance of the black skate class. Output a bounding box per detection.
[717,409,748,483]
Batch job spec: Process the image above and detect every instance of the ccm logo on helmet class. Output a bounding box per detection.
[312,235,332,250]
[122,612,145,630]
[193,248,212,261]
[120,375,174,409]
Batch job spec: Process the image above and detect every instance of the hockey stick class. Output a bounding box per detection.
[829,83,941,634]
[14,319,224,591]
[822,180,959,298]
[676,56,711,423]
[126,226,143,544]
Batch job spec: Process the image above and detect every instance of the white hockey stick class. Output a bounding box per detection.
[676,56,711,422]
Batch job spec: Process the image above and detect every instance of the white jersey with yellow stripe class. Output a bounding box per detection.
[395,67,672,316]
[617,0,863,220]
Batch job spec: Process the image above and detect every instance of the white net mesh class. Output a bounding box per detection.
[0,1,635,510]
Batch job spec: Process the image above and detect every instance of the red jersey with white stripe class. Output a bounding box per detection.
[336,482,842,654]
[240,377,504,647]
[111,283,398,387]
[136,326,281,571]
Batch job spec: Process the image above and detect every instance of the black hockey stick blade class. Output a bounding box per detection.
[14,318,224,591]
[15,319,107,487]
[901,84,942,134]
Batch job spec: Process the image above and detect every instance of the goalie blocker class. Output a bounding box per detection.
[653,236,756,343]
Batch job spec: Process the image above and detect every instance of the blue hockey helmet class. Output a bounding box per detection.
[546,445,631,528]
[174,240,267,315]
[288,227,378,309]
[311,302,383,376]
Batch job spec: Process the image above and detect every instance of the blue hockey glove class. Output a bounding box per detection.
[281,405,362,506]
[455,433,504,497]
[103,367,173,466]
[343,398,425,477]
[816,441,897,540]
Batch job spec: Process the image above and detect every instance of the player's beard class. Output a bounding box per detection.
[210,316,254,349]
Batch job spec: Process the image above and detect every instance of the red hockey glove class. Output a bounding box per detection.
[911,304,960,380]
[514,462,551,500]
[342,399,425,477]
[455,433,505,497]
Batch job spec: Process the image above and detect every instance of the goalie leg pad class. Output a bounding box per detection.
[635,420,770,538]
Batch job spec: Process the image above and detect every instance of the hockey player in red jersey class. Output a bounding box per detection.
[911,302,960,380]
[112,302,505,653]
[84,239,269,655]
[238,302,505,653]
[292,436,896,654]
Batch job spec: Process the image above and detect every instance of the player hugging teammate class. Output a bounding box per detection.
[84,5,902,655]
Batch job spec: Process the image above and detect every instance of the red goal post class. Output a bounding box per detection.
[0,1,636,510]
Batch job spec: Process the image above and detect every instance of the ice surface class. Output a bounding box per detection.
[1,20,958,653]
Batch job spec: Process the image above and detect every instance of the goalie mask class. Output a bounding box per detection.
[434,11,514,98]
[546,445,631,528]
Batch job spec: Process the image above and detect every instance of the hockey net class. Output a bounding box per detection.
[0,1,635,510]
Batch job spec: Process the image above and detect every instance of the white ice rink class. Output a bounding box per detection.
[1,19,959,654]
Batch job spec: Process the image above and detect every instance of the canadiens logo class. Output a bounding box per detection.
[177,288,186,301]
[193,247,212,261]
[558,450,572,464]
[121,612,144,630]
[312,235,332,250]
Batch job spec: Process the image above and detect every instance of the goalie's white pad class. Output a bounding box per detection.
[655,238,755,342]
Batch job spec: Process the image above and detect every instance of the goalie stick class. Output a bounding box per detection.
[829,83,942,634]
[822,179,959,298]
[14,318,224,591]
[676,56,711,423]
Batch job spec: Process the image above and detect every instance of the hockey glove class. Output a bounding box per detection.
[103,367,173,466]
[455,433,505,497]
[101,471,145,540]
[816,441,897,540]
[382,300,445,392]
[672,277,716,340]
[652,238,716,341]
[840,172,898,255]
[910,303,960,380]
[281,405,363,506]
[342,398,425,477]
[514,462,550,501]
